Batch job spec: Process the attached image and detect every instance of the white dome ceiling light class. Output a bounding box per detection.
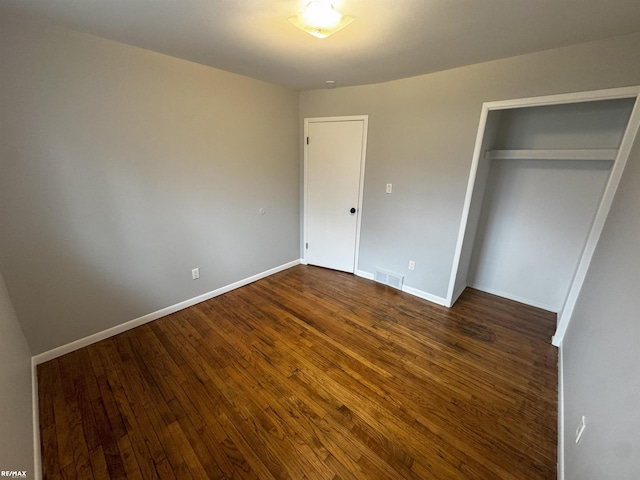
[288,1,355,39]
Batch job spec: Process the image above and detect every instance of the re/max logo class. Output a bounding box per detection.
[0,472,27,478]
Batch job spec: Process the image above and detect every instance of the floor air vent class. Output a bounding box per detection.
[374,268,404,290]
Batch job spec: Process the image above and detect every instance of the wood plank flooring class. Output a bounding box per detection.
[38,265,558,479]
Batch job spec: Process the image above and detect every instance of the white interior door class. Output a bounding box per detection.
[305,117,367,272]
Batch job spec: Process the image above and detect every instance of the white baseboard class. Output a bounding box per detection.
[354,269,374,280]
[468,283,559,313]
[557,342,565,480]
[31,259,301,366]
[355,269,447,306]
[401,285,448,307]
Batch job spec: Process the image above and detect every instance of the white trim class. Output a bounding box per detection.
[446,106,490,304]
[303,115,370,123]
[32,358,42,480]
[303,115,368,273]
[401,285,448,307]
[483,85,640,110]
[446,86,640,347]
[553,94,640,346]
[32,259,301,365]
[355,269,374,280]
[485,149,618,161]
[469,283,559,313]
[354,119,369,272]
[450,283,467,307]
[558,341,565,480]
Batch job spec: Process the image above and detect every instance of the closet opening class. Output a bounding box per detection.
[447,87,640,345]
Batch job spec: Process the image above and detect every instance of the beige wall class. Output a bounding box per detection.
[300,32,640,299]
[0,272,34,476]
[562,132,640,479]
[0,13,300,354]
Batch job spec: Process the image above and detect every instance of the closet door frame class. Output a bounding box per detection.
[446,86,640,346]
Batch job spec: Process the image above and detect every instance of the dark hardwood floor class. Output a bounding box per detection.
[38,265,558,479]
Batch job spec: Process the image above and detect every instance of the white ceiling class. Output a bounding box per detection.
[2,0,640,90]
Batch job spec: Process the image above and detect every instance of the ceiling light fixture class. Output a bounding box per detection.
[289,1,354,39]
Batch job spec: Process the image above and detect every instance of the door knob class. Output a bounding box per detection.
[350,207,356,214]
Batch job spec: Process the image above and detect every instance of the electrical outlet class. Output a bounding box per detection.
[192,268,200,280]
[575,416,586,443]
[408,260,415,270]
[386,183,392,194]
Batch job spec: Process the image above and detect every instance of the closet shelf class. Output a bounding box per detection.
[484,149,618,161]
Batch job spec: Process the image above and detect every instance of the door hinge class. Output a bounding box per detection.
[306,137,309,145]
[306,242,309,249]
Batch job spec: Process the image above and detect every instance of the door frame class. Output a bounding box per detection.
[445,86,640,346]
[302,115,369,272]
